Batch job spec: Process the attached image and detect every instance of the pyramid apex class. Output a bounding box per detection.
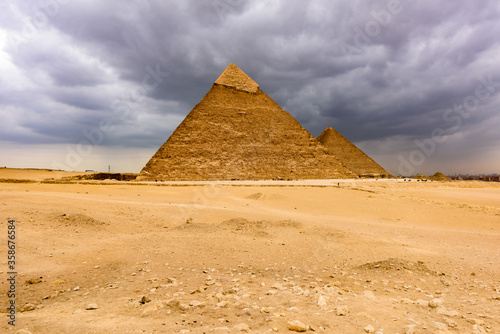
[214,63,259,93]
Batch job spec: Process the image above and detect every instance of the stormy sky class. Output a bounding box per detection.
[1,0,499,175]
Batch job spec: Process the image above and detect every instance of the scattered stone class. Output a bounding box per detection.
[166,299,189,312]
[317,295,327,306]
[189,300,205,307]
[234,300,249,309]
[73,286,80,291]
[363,290,376,300]
[26,277,43,285]
[472,324,487,334]
[431,321,447,330]
[236,308,251,317]
[443,318,457,328]
[85,303,98,310]
[429,298,443,308]
[404,324,416,334]
[467,318,485,326]
[364,325,376,333]
[336,305,349,316]
[42,292,58,300]
[20,303,36,312]
[414,299,428,307]
[140,296,151,304]
[234,323,250,332]
[287,320,308,332]
[15,330,32,334]
[216,301,229,308]
[436,308,460,317]
[141,302,164,316]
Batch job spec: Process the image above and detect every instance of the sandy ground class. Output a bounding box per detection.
[0,170,499,333]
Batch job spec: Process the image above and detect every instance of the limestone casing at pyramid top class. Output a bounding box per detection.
[214,63,259,93]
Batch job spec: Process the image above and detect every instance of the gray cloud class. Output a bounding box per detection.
[1,0,499,174]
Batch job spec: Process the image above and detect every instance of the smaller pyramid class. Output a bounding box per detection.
[317,127,391,178]
[430,172,450,181]
[214,63,259,93]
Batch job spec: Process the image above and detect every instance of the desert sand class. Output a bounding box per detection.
[1,169,499,333]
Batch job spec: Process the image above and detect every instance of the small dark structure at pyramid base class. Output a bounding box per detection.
[140,64,389,181]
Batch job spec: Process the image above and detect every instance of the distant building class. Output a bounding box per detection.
[452,174,500,182]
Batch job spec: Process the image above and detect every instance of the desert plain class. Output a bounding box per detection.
[1,169,499,333]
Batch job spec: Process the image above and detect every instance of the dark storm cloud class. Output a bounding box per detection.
[1,0,499,173]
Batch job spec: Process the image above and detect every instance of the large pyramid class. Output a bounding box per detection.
[317,127,391,178]
[141,64,355,180]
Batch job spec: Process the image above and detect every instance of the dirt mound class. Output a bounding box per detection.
[245,192,288,201]
[430,172,451,181]
[57,213,106,227]
[174,218,302,237]
[413,174,429,179]
[246,192,265,200]
[357,258,436,275]
[305,226,347,240]
[220,218,301,235]
[221,218,267,232]
[173,218,216,232]
[0,178,36,183]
